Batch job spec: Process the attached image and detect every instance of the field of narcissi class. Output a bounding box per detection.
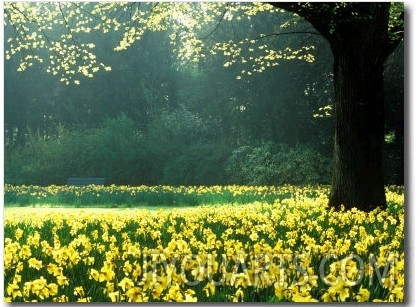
[4,184,404,302]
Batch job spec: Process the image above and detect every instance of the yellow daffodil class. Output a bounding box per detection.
[184,289,197,302]
[7,282,22,299]
[28,257,42,270]
[233,288,244,302]
[292,291,318,302]
[118,277,134,292]
[356,286,370,302]
[52,295,69,302]
[389,286,404,302]
[99,264,115,282]
[19,245,32,259]
[56,275,69,286]
[15,228,24,241]
[327,276,350,302]
[108,291,120,302]
[203,282,216,297]
[126,287,145,302]
[74,286,85,297]
[90,269,100,281]
[250,232,259,241]
[274,281,287,300]
[47,283,59,296]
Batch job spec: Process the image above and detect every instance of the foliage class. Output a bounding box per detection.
[146,105,213,148]
[4,185,404,302]
[163,144,230,186]
[225,143,332,185]
[3,2,404,205]
[383,42,404,185]
[4,114,145,185]
[4,2,318,84]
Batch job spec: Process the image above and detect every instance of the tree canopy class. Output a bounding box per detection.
[4,2,404,210]
[4,2,323,84]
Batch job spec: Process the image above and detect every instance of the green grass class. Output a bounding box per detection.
[4,184,295,208]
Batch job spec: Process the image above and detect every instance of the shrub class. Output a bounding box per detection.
[163,143,230,185]
[225,142,332,185]
[4,114,147,185]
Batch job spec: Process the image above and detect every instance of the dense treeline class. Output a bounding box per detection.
[4,9,403,186]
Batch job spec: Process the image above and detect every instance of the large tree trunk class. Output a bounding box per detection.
[328,47,387,211]
[327,5,390,211]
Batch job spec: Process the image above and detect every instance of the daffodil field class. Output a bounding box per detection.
[4,185,404,302]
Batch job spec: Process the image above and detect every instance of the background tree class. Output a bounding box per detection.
[4,2,403,211]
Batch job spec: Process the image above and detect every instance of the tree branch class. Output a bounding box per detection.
[230,30,322,47]
[249,30,322,41]
[198,8,228,40]
[268,2,335,40]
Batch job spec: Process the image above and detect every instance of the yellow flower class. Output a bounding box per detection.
[47,283,59,296]
[99,264,115,282]
[105,281,115,293]
[108,291,120,302]
[15,228,24,240]
[382,276,394,289]
[118,277,134,292]
[32,276,48,299]
[164,284,184,302]
[77,297,91,302]
[74,286,85,297]
[47,263,63,276]
[150,283,165,300]
[132,262,142,280]
[56,275,69,286]
[356,286,370,302]
[327,276,350,302]
[203,282,216,298]
[292,291,318,302]
[7,282,22,299]
[321,291,333,302]
[23,281,33,298]
[250,232,259,241]
[184,289,197,302]
[19,245,32,259]
[123,260,133,275]
[126,287,145,302]
[233,288,244,302]
[52,295,69,302]
[274,281,287,300]
[13,274,22,284]
[3,184,405,302]
[390,286,404,302]
[83,256,95,265]
[90,268,100,281]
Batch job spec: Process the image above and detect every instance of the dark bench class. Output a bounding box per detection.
[67,178,106,186]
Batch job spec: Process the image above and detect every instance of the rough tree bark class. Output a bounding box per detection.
[270,3,401,211]
[329,35,387,210]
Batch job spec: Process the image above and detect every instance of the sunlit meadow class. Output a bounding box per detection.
[4,185,404,302]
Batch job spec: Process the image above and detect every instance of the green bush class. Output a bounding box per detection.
[162,143,230,185]
[4,114,148,185]
[225,142,332,185]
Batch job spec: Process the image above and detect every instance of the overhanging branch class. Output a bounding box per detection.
[198,8,228,40]
[249,30,322,41]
